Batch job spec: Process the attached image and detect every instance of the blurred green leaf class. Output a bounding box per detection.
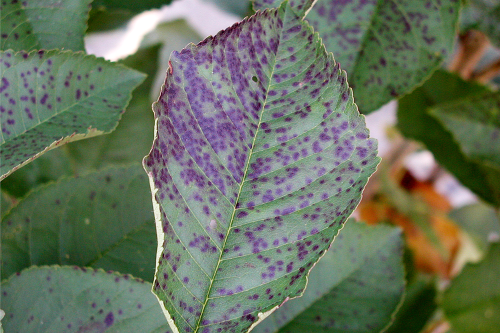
[205,0,252,17]
[1,165,156,281]
[442,242,500,333]
[86,7,135,33]
[254,0,460,113]
[385,275,437,333]
[398,69,500,206]
[1,266,171,333]
[65,44,160,171]
[252,221,405,333]
[92,0,173,13]
[450,202,500,253]
[0,148,72,198]
[0,0,92,52]
[461,0,500,47]
[430,91,500,170]
[1,191,15,216]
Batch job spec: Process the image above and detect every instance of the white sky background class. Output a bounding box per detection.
[84,0,476,207]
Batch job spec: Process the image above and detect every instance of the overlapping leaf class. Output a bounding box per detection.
[461,0,500,47]
[1,165,156,281]
[430,91,500,170]
[254,0,460,113]
[0,0,92,52]
[442,243,500,333]
[398,69,500,206]
[252,221,404,333]
[0,50,145,180]
[1,266,171,333]
[144,3,379,332]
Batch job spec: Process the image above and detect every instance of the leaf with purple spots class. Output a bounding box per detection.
[1,165,157,281]
[254,0,461,113]
[0,49,145,180]
[0,266,172,333]
[0,0,92,52]
[143,3,379,332]
[253,0,316,17]
[252,221,405,333]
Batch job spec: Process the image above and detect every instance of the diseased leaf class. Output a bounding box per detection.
[0,0,92,52]
[461,0,500,47]
[429,91,500,170]
[253,0,316,17]
[450,202,500,253]
[254,0,460,113]
[143,3,379,333]
[66,44,161,171]
[0,49,145,180]
[442,242,500,333]
[251,221,404,333]
[1,266,172,333]
[397,69,500,206]
[1,165,156,281]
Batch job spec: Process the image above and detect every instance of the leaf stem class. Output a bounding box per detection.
[448,30,489,80]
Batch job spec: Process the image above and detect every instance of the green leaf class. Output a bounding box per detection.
[0,0,92,52]
[450,202,500,253]
[397,69,500,206]
[1,190,15,216]
[0,147,73,198]
[1,266,172,333]
[0,49,145,180]
[92,0,173,13]
[86,7,135,33]
[385,275,437,333]
[254,0,460,113]
[206,0,252,17]
[144,3,380,332]
[430,91,500,170]
[1,165,156,281]
[251,221,404,333]
[442,242,500,333]
[461,0,500,47]
[65,44,161,171]
[253,0,316,17]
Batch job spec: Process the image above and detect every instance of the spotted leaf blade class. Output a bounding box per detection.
[0,0,92,52]
[0,50,145,180]
[1,266,172,333]
[144,3,379,333]
[252,221,404,333]
[253,0,317,17]
[254,0,460,113]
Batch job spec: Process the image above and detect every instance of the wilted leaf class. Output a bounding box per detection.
[0,0,92,52]
[442,242,500,333]
[254,0,460,113]
[461,0,500,47]
[0,49,145,180]
[430,91,500,170]
[66,44,161,171]
[144,3,379,333]
[397,69,500,206]
[1,165,156,281]
[450,202,500,253]
[251,221,404,333]
[1,266,171,333]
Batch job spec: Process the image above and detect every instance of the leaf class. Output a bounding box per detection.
[0,0,92,52]
[442,242,500,333]
[0,147,72,198]
[86,7,135,33]
[429,91,500,170]
[92,0,173,13]
[0,49,145,180]
[253,0,316,17]
[461,0,500,47]
[205,0,252,17]
[1,165,156,281]
[250,221,404,333]
[0,266,172,333]
[397,69,500,206]
[253,0,461,113]
[385,275,437,333]
[449,202,500,253]
[65,44,161,171]
[143,3,380,333]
